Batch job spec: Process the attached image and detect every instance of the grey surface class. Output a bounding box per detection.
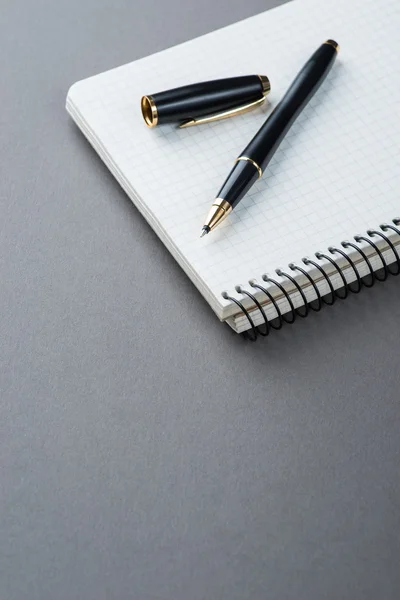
[1,0,400,598]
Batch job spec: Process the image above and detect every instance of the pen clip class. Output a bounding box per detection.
[178,95,267,129]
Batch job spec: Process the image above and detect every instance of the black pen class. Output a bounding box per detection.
[201,40,339,236]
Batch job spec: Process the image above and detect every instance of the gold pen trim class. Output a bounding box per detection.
[179,96,266,129]
[236,156,263,178]
[324,39,340,52]
[141,95,158,127]
[180,76,270,128]
[257,74,271,95]
[202,198,233,232]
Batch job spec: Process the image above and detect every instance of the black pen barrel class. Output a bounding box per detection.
[217,159,260,208]
[244,40,338,171]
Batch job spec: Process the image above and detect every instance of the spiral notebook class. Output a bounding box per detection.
[66,0,400,338]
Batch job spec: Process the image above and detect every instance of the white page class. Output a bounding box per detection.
[67,0,400,324]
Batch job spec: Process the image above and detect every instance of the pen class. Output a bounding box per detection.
[201,39,339,237]
[141,75,271,128]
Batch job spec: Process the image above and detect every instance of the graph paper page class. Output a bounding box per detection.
[67,0,400,320]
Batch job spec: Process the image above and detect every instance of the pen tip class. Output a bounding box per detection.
[200,226,210,238]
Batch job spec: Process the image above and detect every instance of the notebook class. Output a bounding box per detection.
[66,0,400,339]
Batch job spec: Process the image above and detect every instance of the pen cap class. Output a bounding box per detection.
[141,75,270,128]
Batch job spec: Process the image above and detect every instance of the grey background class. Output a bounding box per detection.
[1,0,400,598]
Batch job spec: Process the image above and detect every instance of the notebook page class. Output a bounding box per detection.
[67,0,400,321]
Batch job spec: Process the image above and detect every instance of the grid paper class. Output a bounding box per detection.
[66,0,400,329]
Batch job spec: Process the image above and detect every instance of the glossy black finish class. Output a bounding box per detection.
[150,76,265,125]
[216,160,259,208]
[217,41,338,209]
[244,42,337,171]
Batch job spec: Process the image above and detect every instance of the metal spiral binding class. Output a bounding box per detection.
[222,218,400,341]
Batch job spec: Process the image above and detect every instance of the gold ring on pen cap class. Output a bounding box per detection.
[257,74,271,95]
[324,39,340,52]
[141,95,158,127]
